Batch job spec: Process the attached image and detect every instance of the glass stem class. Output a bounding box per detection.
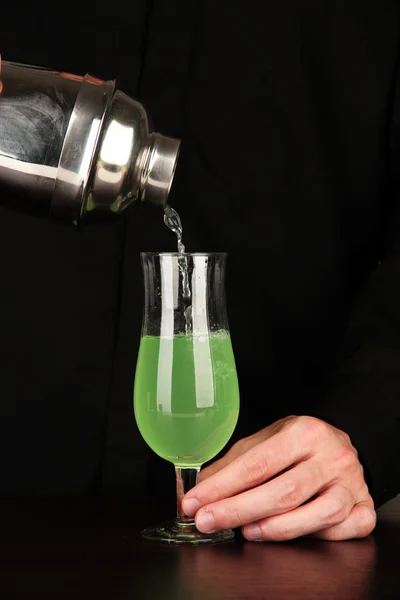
[175,467,200,520]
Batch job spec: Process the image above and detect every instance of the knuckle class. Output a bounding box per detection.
[297,416,330,441]
[242,454,269,486]
[235,437,253,454]
[292,415,312,432]
[335,448,358,473]
[342,431,353,448]
[324,496,349,526]
[350,475,368,499]
[234,438,247,451]
[277,415,298,432]
[357,507,377,537]
[276,479,303,510]
[357,461,365,480]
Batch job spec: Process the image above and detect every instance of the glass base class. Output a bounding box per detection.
[141,517,235,545]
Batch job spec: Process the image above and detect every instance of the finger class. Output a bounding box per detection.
[199,458,229,482]
[312,500,376,541]
[199,439,258,482]
[194,458,326,532]
[182,423,310,516]
[242,484,353,542]
[199,417,299,482]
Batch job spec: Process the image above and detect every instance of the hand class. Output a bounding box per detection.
[182,415,376,541]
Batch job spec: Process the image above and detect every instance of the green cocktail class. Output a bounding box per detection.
[134,251,240,544]
[134,331,239,467]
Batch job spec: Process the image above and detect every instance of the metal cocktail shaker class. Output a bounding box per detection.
[0,59,180,225]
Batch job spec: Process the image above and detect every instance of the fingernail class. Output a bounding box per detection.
[196,509,216,533]
[182,497,201,517]
[244,523,262,541]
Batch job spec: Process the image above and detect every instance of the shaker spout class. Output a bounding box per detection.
[141,133,180,208]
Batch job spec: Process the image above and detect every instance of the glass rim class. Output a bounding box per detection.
[140,251,228,258]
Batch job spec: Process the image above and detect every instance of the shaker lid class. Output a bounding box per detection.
[50,74,115,225]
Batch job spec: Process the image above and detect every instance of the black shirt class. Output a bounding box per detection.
[0,0,399,506]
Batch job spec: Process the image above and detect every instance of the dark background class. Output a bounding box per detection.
[0,1,399,505]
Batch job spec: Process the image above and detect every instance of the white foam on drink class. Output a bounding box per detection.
[156,329,230,342]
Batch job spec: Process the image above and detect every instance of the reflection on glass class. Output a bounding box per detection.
[134,252,240,543]
[193,256,214,409]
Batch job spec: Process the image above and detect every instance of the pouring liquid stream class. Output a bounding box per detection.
[164,205,192,334]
